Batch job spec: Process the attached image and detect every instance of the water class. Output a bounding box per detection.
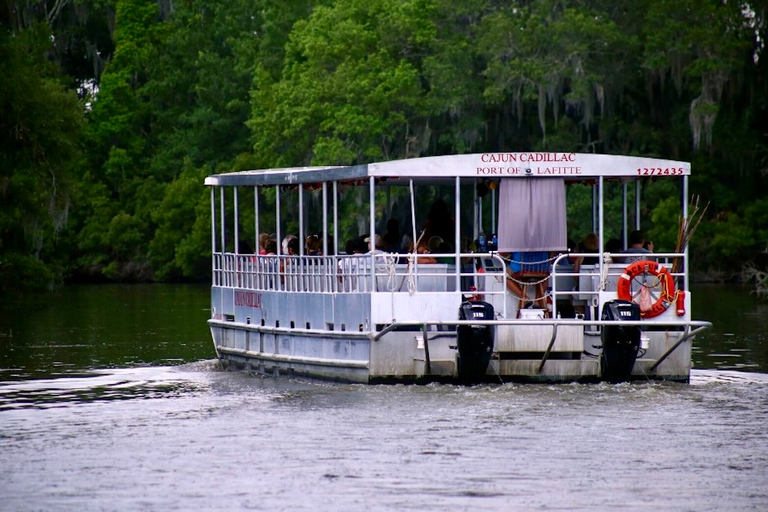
[1,284,767,511]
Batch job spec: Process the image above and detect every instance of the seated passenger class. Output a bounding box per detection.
[428,236,453,263]
[505,251,550,311]
[287,236,300,256]
[604,238,623,262]
[338,236,367,291]
[383,218,402,252]
[621,230,654,263]
[260,238,278,289]
[580,233,599,265]
[281,234,296,255]
[403,237,437,264]
[365,234,387,254]
[415,239,437,264]
[305,234,322,255]
[258,233,270,255]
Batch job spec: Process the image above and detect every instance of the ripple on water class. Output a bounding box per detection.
[1,367,767,511]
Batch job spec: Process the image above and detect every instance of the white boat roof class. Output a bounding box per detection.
[204,153,690,187]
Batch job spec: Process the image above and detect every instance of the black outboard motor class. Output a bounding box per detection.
[457,301,495,383]
[600,300,641,383]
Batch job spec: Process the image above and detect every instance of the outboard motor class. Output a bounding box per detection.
[457,301,495,383]
[600,300,641,382]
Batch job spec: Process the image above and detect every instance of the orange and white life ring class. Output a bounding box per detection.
[617,260,675,318]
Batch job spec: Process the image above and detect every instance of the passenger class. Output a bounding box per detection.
[422,198,455,244]
[261,238,278,289]
[428,236,453,263]
[305,234,322,255]
[258,233,270,255]
[383,218,402,252]
[560,239,581,290]
[567,238,582,269]
[397,234,413,263]
[580,233,600,265]
[621,230,654,263]
[278,235,300,288]
[405,238,437,264]
[505,251,550,312]
[604,238,623,261]
[287,236,300,256]
[365,234,387,254]
[281,234,297,255]
[338,236,367,291]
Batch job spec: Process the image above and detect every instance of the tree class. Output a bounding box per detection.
[0,24,84,291]
[249,0,438,167]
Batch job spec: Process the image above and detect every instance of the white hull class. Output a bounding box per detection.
[210,284,699,383]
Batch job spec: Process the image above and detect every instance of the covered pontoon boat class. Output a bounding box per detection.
[205,153,711,383]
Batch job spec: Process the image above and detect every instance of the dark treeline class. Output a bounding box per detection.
[2,0,768,292]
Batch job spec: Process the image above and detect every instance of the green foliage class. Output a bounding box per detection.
[149,161,210,279]
[0,253,57,294]
[478,0,632,145]
[85,0,162,192]
[0,24,84,291]
[249,0,437,167]
[4,0,768,290]
[649,196,682,253]
[711,213,755,262]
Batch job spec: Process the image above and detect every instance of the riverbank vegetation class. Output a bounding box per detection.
[2,0,768,292]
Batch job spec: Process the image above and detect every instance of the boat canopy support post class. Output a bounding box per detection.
[333,181,339,255]
[476,178,482,242]
[219,188,226,253]
[369,176,376,279]
[254,186,259,250]
[234,187,240,253]
[210,187,216,280]
[491,186,496,238]
[622,182,627,248]
[598,176,604,276]
[537,324,560,373]
[635,180,641,231]
[409,180,417,250]
[454,176,461,289]
[322,182,328,256]
[298,186,304,256]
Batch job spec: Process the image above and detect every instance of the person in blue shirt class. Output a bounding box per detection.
[506,251,550,312]
[621,230,654,263]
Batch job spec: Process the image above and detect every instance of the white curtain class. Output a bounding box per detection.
[497,178,567,252]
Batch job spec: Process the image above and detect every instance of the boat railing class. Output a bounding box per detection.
[212,251,686,316]
[548,252,687,317]
[212,251,510,300]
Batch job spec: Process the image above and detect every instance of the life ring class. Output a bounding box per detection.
[617,260,675,318]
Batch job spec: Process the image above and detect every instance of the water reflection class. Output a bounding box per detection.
[0,284,213,381]
[691,284,768,371]
[1,283,767,382]
[0,363,217,411]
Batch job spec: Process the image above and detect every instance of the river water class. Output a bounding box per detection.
[1,284,767,511]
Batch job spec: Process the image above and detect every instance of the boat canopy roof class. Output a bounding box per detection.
[204,153,690,187]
